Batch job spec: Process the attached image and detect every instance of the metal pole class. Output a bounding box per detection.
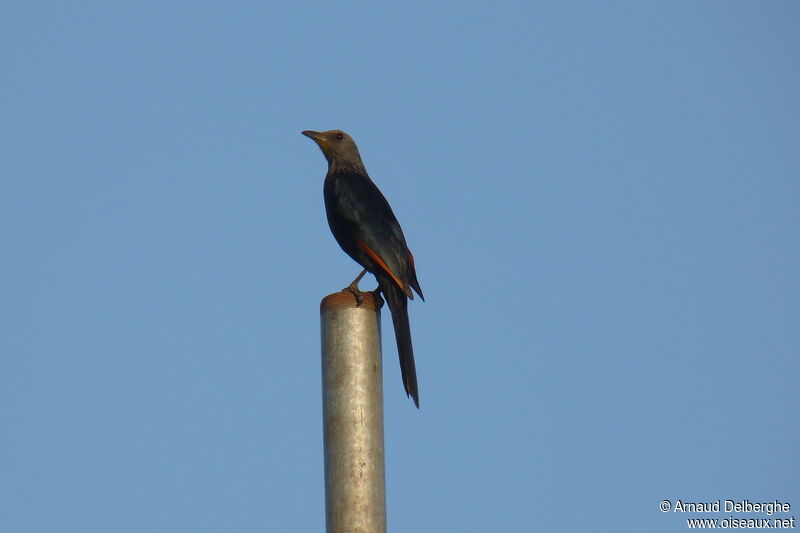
[320,291,387,533]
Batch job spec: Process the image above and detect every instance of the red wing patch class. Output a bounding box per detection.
[357,239,413,299]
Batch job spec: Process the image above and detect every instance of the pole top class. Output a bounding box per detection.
[320,291,384,313]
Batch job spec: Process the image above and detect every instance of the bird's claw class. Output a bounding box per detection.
[342,284,365,306]
[343,269,369,306]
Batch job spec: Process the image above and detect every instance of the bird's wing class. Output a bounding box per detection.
[325,171,416,298]
[355,238,410,296]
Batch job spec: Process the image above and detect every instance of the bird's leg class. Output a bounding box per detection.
[342,269,368,306]
[371,286,384,308]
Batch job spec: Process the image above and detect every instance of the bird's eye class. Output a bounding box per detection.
[335,133,344,140]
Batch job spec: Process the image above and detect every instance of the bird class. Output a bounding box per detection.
[302,129,424,408]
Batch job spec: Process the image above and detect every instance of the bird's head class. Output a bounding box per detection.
[302,129,366,173]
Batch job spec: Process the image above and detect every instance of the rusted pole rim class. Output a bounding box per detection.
[321,291,384,313]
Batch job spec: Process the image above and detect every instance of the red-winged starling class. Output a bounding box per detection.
[302,129,424,408]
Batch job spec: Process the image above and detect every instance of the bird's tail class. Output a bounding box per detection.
[382,280,419,408]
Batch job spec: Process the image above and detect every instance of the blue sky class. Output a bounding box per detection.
[2,2,797,531]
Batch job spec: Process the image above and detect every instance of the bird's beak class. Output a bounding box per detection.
[302,130,330,154]
[302,130,325,144]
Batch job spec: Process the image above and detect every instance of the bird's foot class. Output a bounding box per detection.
[343,284,365,306]
[371,287,384,308]
[342,269,368,306]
